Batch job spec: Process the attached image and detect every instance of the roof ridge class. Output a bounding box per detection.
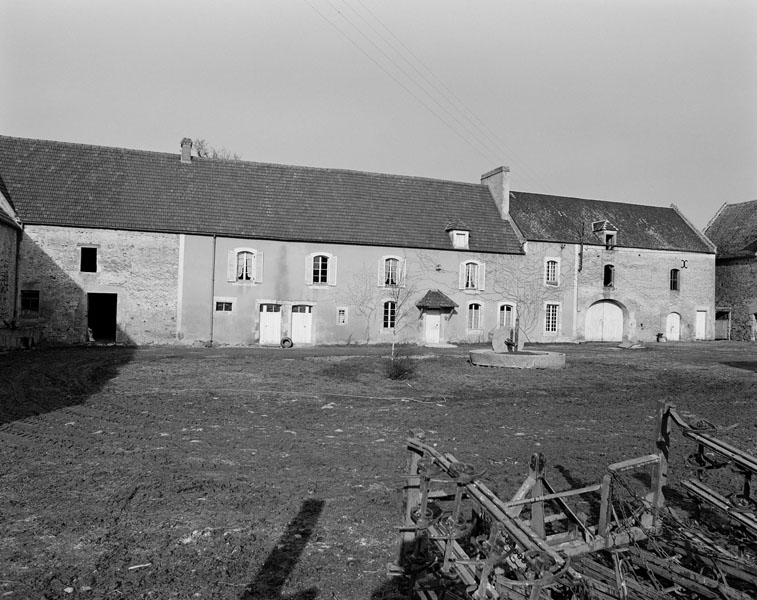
[0,134,177,160]
[512,190,678,211]
[0,134,484,189]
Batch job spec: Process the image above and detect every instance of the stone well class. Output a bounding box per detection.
[469,329,566,369]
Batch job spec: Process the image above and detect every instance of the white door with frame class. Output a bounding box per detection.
[695,310,707,340]
[259,304,282,344]
[291,305,313,344]
[424,310,441,344]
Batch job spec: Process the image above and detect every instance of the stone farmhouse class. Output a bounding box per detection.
[0,135,715,347]
[704,199,757,341]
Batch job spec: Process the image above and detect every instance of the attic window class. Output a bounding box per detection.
[452,230,469,249]
[592,220,618,250]
[604,232,616,250]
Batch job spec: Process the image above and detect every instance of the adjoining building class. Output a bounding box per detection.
[0,135,715,346]
[704,199,757,341]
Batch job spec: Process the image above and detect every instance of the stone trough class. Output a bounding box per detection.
[469,329,566,369]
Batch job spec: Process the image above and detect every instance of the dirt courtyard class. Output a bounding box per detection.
[1,341,755,599]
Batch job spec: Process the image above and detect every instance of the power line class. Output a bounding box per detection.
[304,0,554,193]
[348,0,553,193]
[303,0,502,167]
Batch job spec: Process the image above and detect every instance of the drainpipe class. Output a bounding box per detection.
[209,235,216,345]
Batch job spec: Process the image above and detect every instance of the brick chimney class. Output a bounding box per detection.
[180,138,193,164]
[481,166,510,219]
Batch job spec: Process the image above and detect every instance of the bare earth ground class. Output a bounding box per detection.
[0,341,755,599]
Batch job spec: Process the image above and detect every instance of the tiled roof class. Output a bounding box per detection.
[703,200,757,259]
[509,192,713,253]
[0,135,524,255]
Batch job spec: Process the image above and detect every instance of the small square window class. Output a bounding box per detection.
[20,290,40,317]
[80,247,97,272]
[215,301,233,312]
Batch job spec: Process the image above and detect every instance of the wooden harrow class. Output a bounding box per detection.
[392,401,757,599]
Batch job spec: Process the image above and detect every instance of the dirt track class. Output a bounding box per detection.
[0,342,755,598]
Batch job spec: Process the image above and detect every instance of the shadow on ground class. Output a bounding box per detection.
[240,498,325,600]
[0,345,135,425]
[722,361,757,373]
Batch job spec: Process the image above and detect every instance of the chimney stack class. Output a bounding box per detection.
[180,138,193,164]
[481,166,510,219]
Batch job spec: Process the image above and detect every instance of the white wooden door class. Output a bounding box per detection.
[424,310,441,344]
[584,301,623,341]
[695,310,707,340]
[291,305,313,344]
[666,312,681,341]
[259,304,281,344]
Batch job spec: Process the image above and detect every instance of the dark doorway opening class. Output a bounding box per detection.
[88,293,117,342]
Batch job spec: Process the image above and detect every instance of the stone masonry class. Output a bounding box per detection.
[17,226,180,344]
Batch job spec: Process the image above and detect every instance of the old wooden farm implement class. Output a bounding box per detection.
[393,401,757,599]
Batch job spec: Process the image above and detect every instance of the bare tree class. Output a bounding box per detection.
[336,257,418,357]
[383,277,419,361]
[193,139,242,161]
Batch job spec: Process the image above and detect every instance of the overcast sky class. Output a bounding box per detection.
[1,0,755,229]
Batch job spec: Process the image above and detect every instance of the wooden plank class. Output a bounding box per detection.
[503,483,602,508]
[627,546,754,600]
[682,479,757,535]
[682,430,757,473]
[607,454,660,473]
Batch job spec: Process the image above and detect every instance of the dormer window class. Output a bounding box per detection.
[445,220,470,249]
[452,231,469,249]
[592,220,618,250]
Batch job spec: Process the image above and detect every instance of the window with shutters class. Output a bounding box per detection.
[459,260,485,291]
[307,252,337,286]
[227,248,263,284]
[378,255,406,287]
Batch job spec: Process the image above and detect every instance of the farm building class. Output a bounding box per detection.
[704,199,757,341]
[0,135,715,347]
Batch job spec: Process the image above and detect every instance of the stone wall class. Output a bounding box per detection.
[0,221,19,324]
[577,245,716,341]
[17,226,180,344]
[715,258,757,341]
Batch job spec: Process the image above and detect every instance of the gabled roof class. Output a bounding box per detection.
[703,200,757,259]
[416,289,458,309]
[509,192,713,253]
[0,135,524,255]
